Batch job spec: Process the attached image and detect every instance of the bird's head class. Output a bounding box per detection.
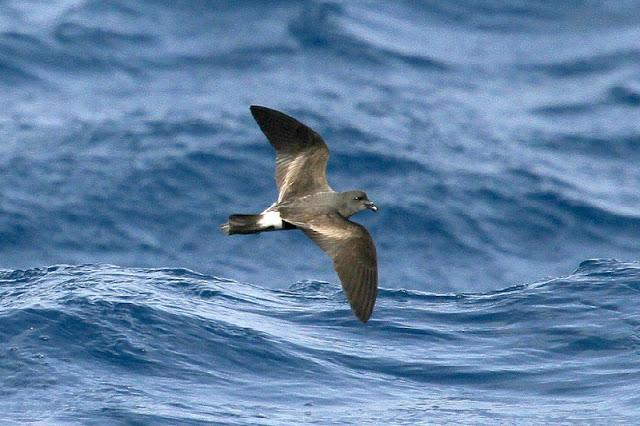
[338,190,378,217]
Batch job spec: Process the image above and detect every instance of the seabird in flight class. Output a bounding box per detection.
[221,106,379,323]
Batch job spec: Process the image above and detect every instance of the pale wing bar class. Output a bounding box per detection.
[250,105,331,202]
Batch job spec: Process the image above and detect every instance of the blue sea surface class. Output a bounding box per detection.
[1,0,639,423]
[2,261,640,423]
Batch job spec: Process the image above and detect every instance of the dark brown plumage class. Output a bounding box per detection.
[221,106,379,323]
[249,106,332,202]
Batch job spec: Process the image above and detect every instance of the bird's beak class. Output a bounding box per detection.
[365,201,378,212]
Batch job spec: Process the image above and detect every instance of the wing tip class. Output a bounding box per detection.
[250,105,304,125]
[350,268,378,324]
[249,105,268,120]
[356,312,372,323]
[249,105,295,131]
[250,105,277,119]
[350,291,376,323]
[353,303,374,323]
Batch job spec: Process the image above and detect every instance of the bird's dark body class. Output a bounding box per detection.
[221,106,379,322]
[225,190,373,235]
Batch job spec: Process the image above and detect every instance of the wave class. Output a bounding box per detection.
[288,1,449,70]
[1,261,639,422]
[523,49,640,78]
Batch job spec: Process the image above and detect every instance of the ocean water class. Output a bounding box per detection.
[2,261,640,423]
[1,0,639,423]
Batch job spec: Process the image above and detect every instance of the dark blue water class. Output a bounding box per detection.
[1,1,639,423]
[2,261,640,423]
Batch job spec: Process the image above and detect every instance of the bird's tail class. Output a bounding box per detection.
[220,214,265,235]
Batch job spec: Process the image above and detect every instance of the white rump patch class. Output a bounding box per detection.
[258,210,284,229]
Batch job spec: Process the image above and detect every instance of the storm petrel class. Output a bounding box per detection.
[221,106,378,323]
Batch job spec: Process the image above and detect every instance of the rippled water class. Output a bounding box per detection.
[1,0,639,423]
[1,261,639,423]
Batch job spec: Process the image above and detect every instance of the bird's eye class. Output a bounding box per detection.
[353,196,362,201]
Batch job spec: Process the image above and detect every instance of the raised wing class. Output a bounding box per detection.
[250,105,332,202]
[280,210,378,322]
